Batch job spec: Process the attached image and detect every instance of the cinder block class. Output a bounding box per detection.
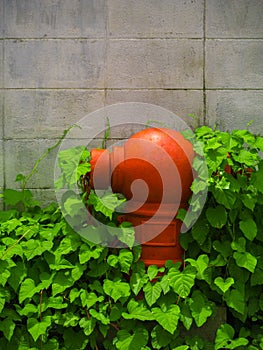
[30,189,58,207]
[5,139,61,189]
[108,0,203,38]
[0,140,3,186]
[4,39,106,88]
[206,40,263,88]
[107,39,203,88]
[0,41,3,87]
[106,89,204,130]
[206,0,263,38]
[4,0,106,38]
[4,89,105,139]
[0,1,3,37]
[206,90,263,134]
[5,138,102,189]
[0,91,3,139]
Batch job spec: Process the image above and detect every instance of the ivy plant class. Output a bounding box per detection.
[0,125,262,349]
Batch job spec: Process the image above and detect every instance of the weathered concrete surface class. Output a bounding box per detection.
[106,89,203,129]
[4,139,59,189]
[4,90,105,139]
[0,91,3,139]
[108,0,204,38]
[0,1,3,38]
[107,39,203,89]
[206,40,263,89]
[4,0,106,38]
[0,0,262,203]
[0,41,3,88]
[206,0,263,38]
[5,39,106,88]
[206,90,263,134]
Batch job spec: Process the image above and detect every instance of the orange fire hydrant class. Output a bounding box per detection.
[89,127,194,267]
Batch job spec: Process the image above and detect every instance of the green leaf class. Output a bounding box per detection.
[233,251,257,273]
[0,261,12,286]
[118,221,135,248]
[225,289,246,315]
[239,218,257,241]
[3,189,32,206]
[191,219,209,245]
[79,243,103,264]
[89,190,126,220]
[130,263,148,296]
[215,324,249,350]
[147,265,159,281]
[168,267,195,298]
[27,316,52,342]
[71,263,86,282]
[0,317,16,341]
[151,325,173,349]
[180,302,193,331]
[107,254,119,268]
[18,303,38,316]
[79,318,96,336]
[185,254,209,280]
[69,288,81,303]
[41,295,68,312]
[119,249,133,274]
[231,237,246,252]
[152,304,180,334]
[52,272,74,296]
[110,306,122,321]
[206,205,227,228]
[213,188,236,209]
[122,299,154,321]
[159,275,170,295]
[80,290,104,308]
[63,329,89,350]
[213,240,232,259]
[241,194,256,211]
[89,309,110,325]
[143,282,162,307]
[19,278,38,303]
[22,239,53,260]
[63,196,84,217]
[251,266,263,286]
[115,328,148,350]
[103,279,130,302]
[214,277,234,293]
[251,164,263,193]
[56,146,90,190]
[0,298,5,314]
[189,290,213,327]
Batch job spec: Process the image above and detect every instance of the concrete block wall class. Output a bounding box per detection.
[0,0,263,204]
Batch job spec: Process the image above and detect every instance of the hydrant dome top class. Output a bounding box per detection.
[129,127,194,158]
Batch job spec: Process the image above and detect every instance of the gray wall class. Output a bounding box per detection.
[1,0,263,204]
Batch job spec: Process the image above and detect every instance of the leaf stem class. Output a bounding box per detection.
[0,228,32,260]
[21,124,79,191]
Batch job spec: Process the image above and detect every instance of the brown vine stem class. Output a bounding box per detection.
[21,124,79,192]
[85,309,91,319]
[110,322,119,331]
[0,228,31,260]
[176,295,181,305]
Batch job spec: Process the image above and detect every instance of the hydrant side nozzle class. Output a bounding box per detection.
[90,149,111,189]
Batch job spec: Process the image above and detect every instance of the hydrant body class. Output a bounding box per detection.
[90,127,194,266]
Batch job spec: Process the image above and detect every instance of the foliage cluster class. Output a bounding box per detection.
[0,126,263,349]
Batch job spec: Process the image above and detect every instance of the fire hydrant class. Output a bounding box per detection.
[89,127,194,267]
